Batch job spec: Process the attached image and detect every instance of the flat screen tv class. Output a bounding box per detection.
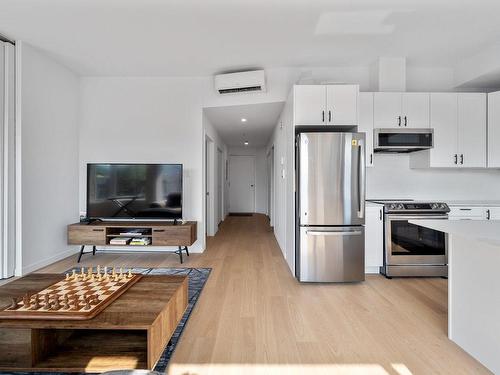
[86,163,183,220]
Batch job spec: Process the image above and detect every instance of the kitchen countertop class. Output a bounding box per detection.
[446,200,500,207]
[409,219,500,246]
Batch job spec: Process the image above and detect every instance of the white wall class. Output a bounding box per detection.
[79,77,207,252]
[19,42,80,274]
[367,154,500,200]
[228,146,268,214]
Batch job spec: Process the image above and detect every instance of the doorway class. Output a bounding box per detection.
[267,146,274,225]
[229,155,255,213]
[217,147,224,225]
[205,136,214,236]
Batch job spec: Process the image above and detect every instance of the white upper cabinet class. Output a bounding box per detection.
[374,92,402,128]
[294,85,327,126]
[487,91,500,168]
[401,93,430,128]
[358,92,374,167]
[428,93,459,168]
[410,93,487,168]
[374,92,429,129]
[293,84,358,126]
[326,85,358,125]
[457,93,486,168]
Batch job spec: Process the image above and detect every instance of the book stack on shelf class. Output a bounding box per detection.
[109,237,132,245]
[130,237,151,246]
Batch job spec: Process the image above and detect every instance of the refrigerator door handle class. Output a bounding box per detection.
[357,140,366,219]
[306,230,363,236]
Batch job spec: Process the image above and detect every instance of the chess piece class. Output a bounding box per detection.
[90,273,95,281]
[65,273,70,281]
[23,294,31,309]
[113,274,119,282]
[97,265,101,275]
[31,296,40,310]
[82,273,87,281]
[52,297,60,310]
[72,269,77,280]
[43,295,50,310]
[98,273,102,281]
[62,294,69,309]
[87,267,92,278]
[81,267,85,275]
[128,269,133,278]
[9,297,19,310]
[83,296,91,310]
[112,267,116,277]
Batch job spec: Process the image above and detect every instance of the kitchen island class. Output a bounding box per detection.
[410,219,500,374]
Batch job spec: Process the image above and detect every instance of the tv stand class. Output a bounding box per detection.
[68,221,197,263]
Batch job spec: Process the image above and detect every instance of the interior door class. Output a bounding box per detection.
[326,85,358,125]
[299,132,365,226]
[401,93,430,128]
[429,93,458,167]
[374,92,402,128]
[294,85,326,125]
[457,93,487,168]
[217,148,223,224]
[229,155,255,213]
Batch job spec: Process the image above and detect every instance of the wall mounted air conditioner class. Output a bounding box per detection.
[214,70,266,94]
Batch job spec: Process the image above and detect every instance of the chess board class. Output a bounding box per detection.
[0,273,142,320]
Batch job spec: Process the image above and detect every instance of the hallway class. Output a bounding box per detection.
[40,214,490,375]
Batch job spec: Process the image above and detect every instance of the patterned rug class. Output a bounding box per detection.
[0,267,211,375]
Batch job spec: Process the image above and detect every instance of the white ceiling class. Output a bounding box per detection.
[204,102,284,147]
[2,0,500,76]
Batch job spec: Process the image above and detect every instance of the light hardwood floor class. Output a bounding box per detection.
[37,214,491,375]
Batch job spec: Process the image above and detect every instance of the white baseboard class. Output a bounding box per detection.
[21,247,80,275]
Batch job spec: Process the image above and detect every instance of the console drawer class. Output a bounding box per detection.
[68,226,106,245]
[152,226,194,246]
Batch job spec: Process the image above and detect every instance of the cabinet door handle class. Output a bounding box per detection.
[322,110,325,123]
[460,154,464,165]
[404,116,407,127]
[379,209,383,220]
[92,229,104,232]
[397,116,401,126]
[487,209,491,220]
[153,229,165,232]
[328,110,332,123]
[454,154,458,164]
[370,154,373,165]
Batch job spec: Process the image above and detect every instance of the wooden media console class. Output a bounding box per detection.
[68,221,197,263]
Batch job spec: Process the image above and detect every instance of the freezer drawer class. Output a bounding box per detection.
[298,226,365,282]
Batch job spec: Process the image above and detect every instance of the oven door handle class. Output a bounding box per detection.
[306,230,363,236]
[385,214,449,221]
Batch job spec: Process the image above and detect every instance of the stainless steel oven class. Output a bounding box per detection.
[371,201,449,278]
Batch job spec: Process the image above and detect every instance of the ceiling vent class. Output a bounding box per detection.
[214,70,266,95]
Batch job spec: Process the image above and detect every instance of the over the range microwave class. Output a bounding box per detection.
[374,128,434,153]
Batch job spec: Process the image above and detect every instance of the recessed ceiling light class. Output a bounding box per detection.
[244,141,249,146]
[241,118,247,123]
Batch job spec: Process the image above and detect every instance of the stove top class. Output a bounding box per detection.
[368,200,450,214]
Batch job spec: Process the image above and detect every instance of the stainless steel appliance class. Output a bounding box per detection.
[371,200,449,277]
[296,132,366,282]
[374,128,433,153]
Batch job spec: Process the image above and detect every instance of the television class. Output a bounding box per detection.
[86,163,183,220]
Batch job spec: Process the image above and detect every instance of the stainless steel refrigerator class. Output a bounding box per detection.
[296,132,366,282]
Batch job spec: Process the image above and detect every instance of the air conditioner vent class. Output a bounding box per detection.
[218,86,263,94]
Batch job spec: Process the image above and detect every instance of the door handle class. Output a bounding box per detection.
[306,230,362,236]
[322,110,325,123]
[404,116,407,127]
[397,116,401,126]
[460,154,464,165]
[328,110,332,123]
[357,140,366,219]
[454,154,458,164]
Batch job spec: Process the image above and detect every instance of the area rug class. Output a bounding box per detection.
[0,267,211,375]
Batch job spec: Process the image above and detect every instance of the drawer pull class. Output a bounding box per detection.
[92,229,104,232]
[153,229,165,233]
[459,208,472,211]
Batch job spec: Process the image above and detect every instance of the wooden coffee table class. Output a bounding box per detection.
[0,273,188,372]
